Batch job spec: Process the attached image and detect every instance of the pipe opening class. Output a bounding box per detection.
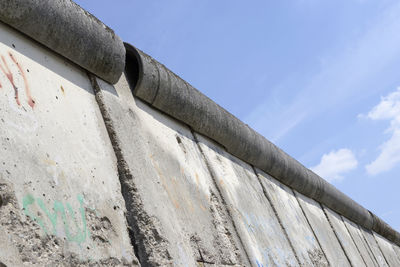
[124,43,141,93]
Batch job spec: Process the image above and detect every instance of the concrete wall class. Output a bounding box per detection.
[0,21,137,266]
[92,71,400,266]
[0,8,399,267]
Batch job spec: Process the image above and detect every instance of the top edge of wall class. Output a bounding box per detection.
[0,0,125,84]
[123,42,400,247]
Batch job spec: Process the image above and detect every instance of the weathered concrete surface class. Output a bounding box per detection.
[255,169,328,266]
[196,135,299,267]
[0,22,136,266]
[323,206,366,266]
[362,228,389,266]
[1,2,400,266]
[125,44,400,245]
[294,192,351,266]
[0,0,125,84]
[0,228,24,266]
[373,233,400,266]
[94,74,248,266]
[342,216,379,266]
[391,243,400,263]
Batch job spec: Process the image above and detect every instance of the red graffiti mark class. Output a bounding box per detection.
[9,52,35,108]
[0,52,35,108]
[0,54,20,105]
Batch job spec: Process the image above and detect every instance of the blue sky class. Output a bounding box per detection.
[75,0,400,231]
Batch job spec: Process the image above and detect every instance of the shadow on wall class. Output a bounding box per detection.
[0,21,93,95]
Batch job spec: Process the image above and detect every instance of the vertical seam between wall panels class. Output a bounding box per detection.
[341,216,370,266]
[293,190,332,267]
[251,167,302,267]
[372,231,392,266]
[191,130,253,267]
[321,206,354,267]
[359,226,384,266]
[88,74,142,265]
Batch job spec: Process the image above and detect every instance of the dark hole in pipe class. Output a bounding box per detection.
[124,43,140,94]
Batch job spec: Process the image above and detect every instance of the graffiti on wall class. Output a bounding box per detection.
[22,194,88,245]
[0,51,35,108]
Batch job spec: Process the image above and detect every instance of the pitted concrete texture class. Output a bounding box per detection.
[391,243,400,263]
[195,134,299,267]
[342,217,379,266]
[294,192,351,266]
[362,229,389,266]
[0,22,137,266]
[0,228,24,266]
[255,169,328,266]
[323,206,366,266]
[373,233,400,266]
[94,74,248,266]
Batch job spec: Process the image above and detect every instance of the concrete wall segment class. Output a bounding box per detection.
[195,134,300,267]
[294,192,351,266]
[124,42,400,247]
[0,0,125,84]
[255,169,328,266]
[373,233,400,266]
[95,73,249,266]
[0,22,137,265]
[362,229,390,266]
[1,1,400,264]
[342,216,380,266]
[322,206,366,266]
[391,243,400,263]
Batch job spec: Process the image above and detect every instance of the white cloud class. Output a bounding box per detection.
[310,149,358,182]
[245,1,400,143]
[364,87,400,175]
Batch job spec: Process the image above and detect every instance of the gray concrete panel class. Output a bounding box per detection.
[391,244,400,263]
[0,22,136,266]
[256,169,328,266]
[196,134,299,267]
[374,233,400,266]
[323,206,366,266]
[97,74,247,266]
[362,229,389,266]
[342,216,379,266]
[294,192,351,266]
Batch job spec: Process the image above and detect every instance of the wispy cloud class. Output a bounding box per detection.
[310,149,358,182]
[245,1,400,143]
[364,87,400,175]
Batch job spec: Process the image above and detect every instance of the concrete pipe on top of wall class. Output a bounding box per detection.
[0,0,125,84]
[124,42,400,247]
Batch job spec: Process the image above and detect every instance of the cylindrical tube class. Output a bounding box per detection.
[125,43,400,246]
[0,0,125,84]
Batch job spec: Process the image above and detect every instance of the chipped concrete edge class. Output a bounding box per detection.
[0,0,125,84]
[124,42,400,247]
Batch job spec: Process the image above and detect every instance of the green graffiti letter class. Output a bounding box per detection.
[22,194,88,245]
